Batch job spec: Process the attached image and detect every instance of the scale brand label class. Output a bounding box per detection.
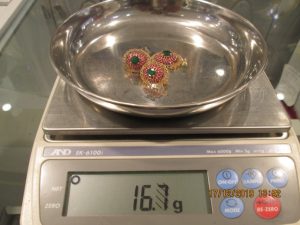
[46,148,103,157]
[49,148,72,156]
[43,144,291,157]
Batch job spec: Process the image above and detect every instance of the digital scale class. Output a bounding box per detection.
[21,73,300,225]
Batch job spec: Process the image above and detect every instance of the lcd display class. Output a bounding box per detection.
[64,171,211,216]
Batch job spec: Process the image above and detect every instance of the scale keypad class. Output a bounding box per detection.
[216,167,288,220]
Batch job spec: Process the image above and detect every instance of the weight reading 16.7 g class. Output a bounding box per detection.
[133,184,183,213]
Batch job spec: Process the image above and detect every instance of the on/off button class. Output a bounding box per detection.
[216,169,239,189]
[254,196,281,219]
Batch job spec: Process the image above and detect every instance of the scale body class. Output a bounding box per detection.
[21,73,300,225]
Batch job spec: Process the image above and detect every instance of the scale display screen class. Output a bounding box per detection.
[64,171,211,216]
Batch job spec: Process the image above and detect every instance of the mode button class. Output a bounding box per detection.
[220,198,244,219]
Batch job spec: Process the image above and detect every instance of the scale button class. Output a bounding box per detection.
[241,169,263,189]
[254,196,281,219]
[220,198,244,219]
[216,169,239,189]
[267,168,288,188]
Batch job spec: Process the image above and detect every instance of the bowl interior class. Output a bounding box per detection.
[51,0,267,108]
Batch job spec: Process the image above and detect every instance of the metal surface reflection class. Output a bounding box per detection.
[2,103,12,112]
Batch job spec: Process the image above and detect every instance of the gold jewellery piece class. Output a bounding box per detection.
[123,48,187,99]
[123,49,150,73]
[152,50,184,70]
[140,60,169,86]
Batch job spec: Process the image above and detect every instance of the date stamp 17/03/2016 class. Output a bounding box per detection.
[209,189,282,199]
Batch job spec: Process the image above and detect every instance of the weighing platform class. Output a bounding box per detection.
[21,73,300,225]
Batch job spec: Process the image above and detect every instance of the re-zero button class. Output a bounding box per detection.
[216,169,239,189]
[254,196,281,219]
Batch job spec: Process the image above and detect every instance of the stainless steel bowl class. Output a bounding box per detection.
[50,0,267,117]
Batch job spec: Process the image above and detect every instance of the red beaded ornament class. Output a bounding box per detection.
[152,50,183,70]
[140,61,169,86]
[123,49,150,73]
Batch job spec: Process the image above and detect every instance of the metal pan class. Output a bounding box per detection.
[50,0,267,117]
